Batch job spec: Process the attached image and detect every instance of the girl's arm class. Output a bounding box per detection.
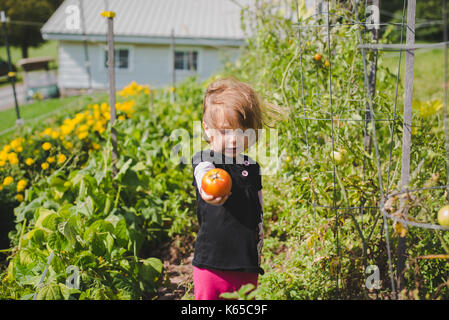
[194,161,216,190]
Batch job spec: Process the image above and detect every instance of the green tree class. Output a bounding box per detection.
[0,0,62,58]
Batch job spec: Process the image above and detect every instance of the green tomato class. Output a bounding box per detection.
[438,205,449,227]
[332,149,347,165]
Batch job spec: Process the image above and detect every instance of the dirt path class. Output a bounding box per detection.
[154,235,195,300]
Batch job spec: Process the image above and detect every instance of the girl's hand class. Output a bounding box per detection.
[200,187,232,206]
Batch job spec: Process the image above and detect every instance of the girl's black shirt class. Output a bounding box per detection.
[191,149,264,275]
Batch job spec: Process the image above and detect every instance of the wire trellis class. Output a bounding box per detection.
[294,0,449,299]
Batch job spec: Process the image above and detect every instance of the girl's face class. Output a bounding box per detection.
[203,121,250,158]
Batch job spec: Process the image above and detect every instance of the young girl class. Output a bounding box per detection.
[191,77,284,300]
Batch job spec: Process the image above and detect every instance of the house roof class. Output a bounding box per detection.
[41,0,252,46]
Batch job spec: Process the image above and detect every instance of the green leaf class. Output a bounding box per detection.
[76,196,95,217]
[75,251,98,269]
[90,232,106,257]
[47,231,66,251]
[105,233,114,255]
[36,283,70,300]
[114,219,129,248]
[18,249,35,265]
[35,208,56,229]
[138,257,163,291]
[131,161,146,172]
[57,215,80,246]
[114,158,133,181]
[16,195,45,222]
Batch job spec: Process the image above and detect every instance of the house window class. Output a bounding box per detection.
[104,48,129,69]
[174,51,198,71]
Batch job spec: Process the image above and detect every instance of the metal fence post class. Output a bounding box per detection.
[1,11,22,127]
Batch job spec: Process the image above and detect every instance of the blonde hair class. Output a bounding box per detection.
[202,77,287,143]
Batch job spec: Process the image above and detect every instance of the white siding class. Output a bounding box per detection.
[58,40,242,90]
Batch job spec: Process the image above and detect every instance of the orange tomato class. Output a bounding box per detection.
[314,53,322,61]
[201,168,232,198]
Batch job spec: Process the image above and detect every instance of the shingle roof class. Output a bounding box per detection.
[41,0,251,42]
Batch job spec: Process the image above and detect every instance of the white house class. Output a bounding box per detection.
[41,0,251,91]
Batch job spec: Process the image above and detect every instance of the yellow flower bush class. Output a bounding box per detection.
[17,179,27,192]
[0,81,142,203]
[413,99,443,119]
[118,81,150,98]
[3,176,13,186]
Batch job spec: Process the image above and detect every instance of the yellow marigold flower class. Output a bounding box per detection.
[118,115,125,121]
[17,179,27,192]
[78,132,88,139]
[9,139,21,150]
[41,162,49,170]
[7,153,18,165]
[51,131,60,139]
[60,124,74,135]
[7,152,17,160]
[100,103,109,113]
[3,145,11,153]
[41,128,53,137]
[47,156,56,164]
[92,142,100,150]
[64,141,73,149]
[16,194,24,202]
[57,154,67,164]
[94,122,105,133]
[25,158,34,166]
[42,142,52,151]
[0,161,5,167]
[3,176,13,186]
[94,110,101,120]
[78,124,89,132]
[15,146,23,153]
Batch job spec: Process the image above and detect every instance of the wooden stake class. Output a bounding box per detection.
[170,28,176,102]
[398,0,416,294]
[102,11,118,175]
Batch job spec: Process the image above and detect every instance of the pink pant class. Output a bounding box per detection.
[193,266,258,300]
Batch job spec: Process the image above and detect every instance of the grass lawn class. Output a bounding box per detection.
[381,47,446,102]
[0,40,58,67]
[0,40,58,87]
[0,92,108,146]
